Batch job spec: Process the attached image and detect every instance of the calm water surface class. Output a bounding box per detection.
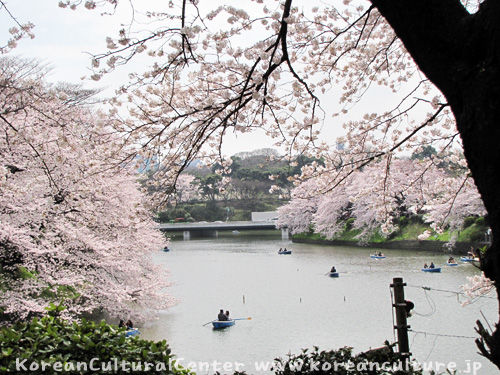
[140,234,497,374]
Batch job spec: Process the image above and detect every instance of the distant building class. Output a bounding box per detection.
[251,211,279,222]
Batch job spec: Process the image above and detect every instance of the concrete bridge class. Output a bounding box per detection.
[158,221,289,240]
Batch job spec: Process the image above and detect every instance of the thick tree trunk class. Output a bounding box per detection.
[370,0,500,369]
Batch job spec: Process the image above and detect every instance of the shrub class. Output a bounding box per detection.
[475,217,485,227]
[0,304,192,375]
[409,215,424,224]
[344,218,355,231]
[462,216,476,228]
[398,216,409,227]
[272,344,423,374]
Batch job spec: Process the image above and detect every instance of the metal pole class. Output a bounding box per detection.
[391,277,411,358]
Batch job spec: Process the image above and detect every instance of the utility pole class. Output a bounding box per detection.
[391,277,411,359]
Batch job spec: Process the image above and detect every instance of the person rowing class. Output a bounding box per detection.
[218,309,228,321]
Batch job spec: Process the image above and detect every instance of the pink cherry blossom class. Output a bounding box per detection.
[1,57,174,322]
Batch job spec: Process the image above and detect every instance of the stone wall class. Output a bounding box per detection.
[291,238,489,255]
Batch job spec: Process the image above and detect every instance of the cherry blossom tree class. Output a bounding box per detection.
[0,1,34,54]
[278,158,486,243]
[151,172,201,205]
[5,0,500,367]
[462,272,495,308]
[0,57,173,323]
[276,179,320,235]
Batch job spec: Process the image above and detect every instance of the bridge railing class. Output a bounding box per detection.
[157,220,280,231]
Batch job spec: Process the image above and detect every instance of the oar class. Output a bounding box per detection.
[202,319,216,326]
[232,317,252,321]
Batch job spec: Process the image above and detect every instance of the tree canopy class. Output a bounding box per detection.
[0,57,172,322]
[277,157,485,243]
[2,0,500,368]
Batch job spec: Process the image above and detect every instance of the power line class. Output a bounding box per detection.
[390,278,493,363]
[411,288,436,317]
[407,284,496,301]
[403,282,486,360]
[408,329,477,340]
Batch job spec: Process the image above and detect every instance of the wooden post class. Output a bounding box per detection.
[391,277,411,358]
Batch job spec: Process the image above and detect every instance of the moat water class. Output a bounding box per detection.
[140,233,497,374]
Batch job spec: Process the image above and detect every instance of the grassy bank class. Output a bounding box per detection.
[292,216,489,244]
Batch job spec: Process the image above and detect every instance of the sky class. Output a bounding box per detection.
[1,0,400,158]
[1,1,119,88]
[1,0,282,156]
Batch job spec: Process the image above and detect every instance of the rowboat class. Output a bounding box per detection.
[446,262,458,266]
[461,256,479,262]
[328,272,339,278]
[370,254,386,259]
[421,267,441,273]
[278,250,292,254]
[163,247,171,252]
[125,328,140,337]
[212,320,235,329]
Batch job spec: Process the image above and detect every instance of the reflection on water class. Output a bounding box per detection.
[140,234,497,374]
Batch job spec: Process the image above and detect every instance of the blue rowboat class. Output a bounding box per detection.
[163,247,171,252]
[125,328,140,337]
[328,272,339,278]
[212,320,235,329]
[446,262,458,266]
[421,267,441,273]
[461,257,479,262]
[370,254,386,259]
[278,250,292,254]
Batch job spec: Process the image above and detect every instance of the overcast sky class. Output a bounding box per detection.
[2,1,392,157]
[1,0,279,156]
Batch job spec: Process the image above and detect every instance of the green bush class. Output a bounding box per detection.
[397,216,409,228]
[409,215,424,224]
[0,304,192,375]
[475,217,485,227]
[344,218,355,231]
[462,216,476,228]
[231,209,251,221]
[272,344,423,374]
[292,232,327,241]
[459,224,485,242]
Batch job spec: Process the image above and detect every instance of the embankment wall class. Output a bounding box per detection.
[291,238,489,255]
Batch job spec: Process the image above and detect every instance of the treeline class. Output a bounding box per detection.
[275,148,488,245]
[149,149,316,222]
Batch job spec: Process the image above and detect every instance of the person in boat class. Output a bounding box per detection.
[423,263,428,269]
[126,319,133,329]
[429,262,435,269]
[330,266,337,273]
[118,319,125,328]
[378,252,383,256]
[468,247,475,259]
[225,310,230,319]
[218,309,228,321]
[474,248,481,259]
[448,256,455,263]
